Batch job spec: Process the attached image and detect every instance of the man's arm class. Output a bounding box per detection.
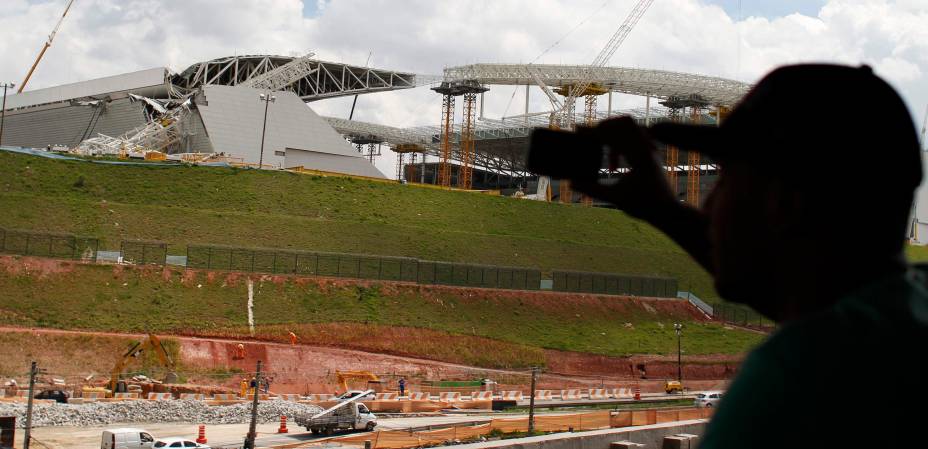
[568,117,714,273]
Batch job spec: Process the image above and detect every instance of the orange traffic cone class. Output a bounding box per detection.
[634,384,641,401]
[278,415,289,434]
[196,425,207,444]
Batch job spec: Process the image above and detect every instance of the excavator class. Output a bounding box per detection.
[107,334,179,394]
[334,370,380,397]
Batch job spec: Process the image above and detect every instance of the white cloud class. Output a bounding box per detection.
[0,0,926,176]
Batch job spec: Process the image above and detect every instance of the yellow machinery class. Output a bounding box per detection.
[335,370,379,394]
[108,334,178,394]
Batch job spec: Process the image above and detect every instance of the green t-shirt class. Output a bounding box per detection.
[699,266,928,448]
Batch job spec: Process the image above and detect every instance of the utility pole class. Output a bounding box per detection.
[23,361,42,449]
[527,366,538,435]
[674,323,683,382]
[243,360,262,449]
[0,82,14,147]
[257,92,276,168]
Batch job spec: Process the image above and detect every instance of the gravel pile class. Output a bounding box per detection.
[0,400,323,428]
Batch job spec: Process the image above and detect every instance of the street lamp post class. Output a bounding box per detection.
[0,82,15,147]
[257,92,276,168]
[673,323,683,382]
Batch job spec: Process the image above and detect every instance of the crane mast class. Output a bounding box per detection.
[18,0,76,93]
[558,0,654,128]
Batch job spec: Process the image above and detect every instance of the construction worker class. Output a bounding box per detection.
[240,378,248,398]
[249,376,257,397]
[288,332,297,346]
[236,343,246,359]
[398,378,406,396]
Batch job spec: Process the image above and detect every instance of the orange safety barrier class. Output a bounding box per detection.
[408,392,432,401]
[499,391,523,401]
[180,393,206,400]
[279,394,301,401]
[332,408,710,449]
[147,393,173,401]
[560,389,583,400]
[113,392,139,399]
[377,393,399,401]
[470,391,494,401]
[439,392,461,402]
[534,390,554,400]
[611,388,634,398]
[588,389,609,400]
[306,394,335,402]
[212,394,238,401]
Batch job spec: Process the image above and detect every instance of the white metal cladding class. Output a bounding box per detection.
[443,64,751,106]
[4,68,171,110]
[197,85,385,178]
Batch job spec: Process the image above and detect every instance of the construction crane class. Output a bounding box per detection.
[18,0,77,93]
[556,0,655,128]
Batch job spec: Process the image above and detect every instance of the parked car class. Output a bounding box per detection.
[35,389,69,403]
[101,428,155,449]
[694,391,723,408]
[152,437,210,448]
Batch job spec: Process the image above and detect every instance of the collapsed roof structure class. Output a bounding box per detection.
[0,54,435,178]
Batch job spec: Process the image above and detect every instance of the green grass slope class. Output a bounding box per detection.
[0,151,719,299]
[0,261,764,368]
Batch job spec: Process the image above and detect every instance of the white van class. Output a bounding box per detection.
[101,428,155,449]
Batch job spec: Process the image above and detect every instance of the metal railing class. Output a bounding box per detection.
[120,240,168,265]
[552,270,678,298]
[186,245,541,291]
[0,228,98,261]
[712,302,776,329]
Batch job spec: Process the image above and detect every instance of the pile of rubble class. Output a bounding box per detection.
[0,400,323,428]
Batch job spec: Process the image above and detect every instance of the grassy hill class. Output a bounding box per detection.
[0,258,763,369]
[0,151,720,299]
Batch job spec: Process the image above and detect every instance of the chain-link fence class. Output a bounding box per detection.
[552,270,678,298]
[713,302,776,329]
[186,245,542,290]
[120,240,168,265]
[0,228,98,261]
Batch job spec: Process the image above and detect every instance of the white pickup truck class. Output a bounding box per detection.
[295,390,378,436]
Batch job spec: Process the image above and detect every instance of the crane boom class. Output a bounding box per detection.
[560,0,654,126]
[18,0,76,93]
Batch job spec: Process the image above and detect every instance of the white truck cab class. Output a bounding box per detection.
[297,400,377,435]
[101,428,155,449]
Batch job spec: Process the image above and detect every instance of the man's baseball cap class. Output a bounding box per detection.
[648,64,922,190]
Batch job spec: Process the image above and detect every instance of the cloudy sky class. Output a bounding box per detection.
[1,0,926,175]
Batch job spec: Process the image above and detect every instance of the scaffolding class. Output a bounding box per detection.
[431,81,488,188]
[660,94,709,206]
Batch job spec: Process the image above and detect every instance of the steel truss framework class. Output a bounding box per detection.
[171,55,437,101]
[443,64,751,107]
[325,106,721,179]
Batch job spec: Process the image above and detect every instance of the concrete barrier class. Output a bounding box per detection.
[306,394,335,402]
[471,391,494,401]
[82,391,104,401]
[611,388,633,399]
[439,392,462,402]
[212,394,238,401]
[588,389,609,400]
[147,393,173,401]
[377,393,399,401]
[113,393,139,400]
[444,420,707,449]
[500,391,523,401]
[534,390,554,400]
[278,394,301,401]
[179,393,206,400]
[561,389,583,400]
[408,392,432,401]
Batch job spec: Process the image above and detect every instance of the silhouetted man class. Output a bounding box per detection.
[559,64,928,447]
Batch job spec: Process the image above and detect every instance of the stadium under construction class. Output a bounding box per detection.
[0,53,752,204]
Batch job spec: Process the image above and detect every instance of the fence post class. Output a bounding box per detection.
[141,243,146,265]
[272,251,278,274]
[378,257,383,280]
[24,234,30,256]
[186,246,190,269]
